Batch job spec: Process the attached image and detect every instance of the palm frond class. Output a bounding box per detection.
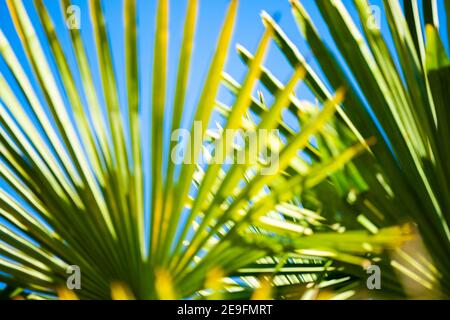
[0,0,427,300]
[256,0,450,298]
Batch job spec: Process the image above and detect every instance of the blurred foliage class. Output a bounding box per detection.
[0,0,448,300]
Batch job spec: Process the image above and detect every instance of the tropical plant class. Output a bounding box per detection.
[0,0,445,300]
[258,0,449,298]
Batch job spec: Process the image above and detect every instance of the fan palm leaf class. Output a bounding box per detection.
[242,0,449,298]
[0,0,416,300]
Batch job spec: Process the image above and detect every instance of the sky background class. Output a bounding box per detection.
[0,0,448,290]
[0,0,447,162]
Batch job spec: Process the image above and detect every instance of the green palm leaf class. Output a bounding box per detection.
[0,0,419,300]
[264,0,450,298]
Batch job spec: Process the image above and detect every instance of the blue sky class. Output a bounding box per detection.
[0,0,448,157]
[0,0,448,291]
[0,0,447,153]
